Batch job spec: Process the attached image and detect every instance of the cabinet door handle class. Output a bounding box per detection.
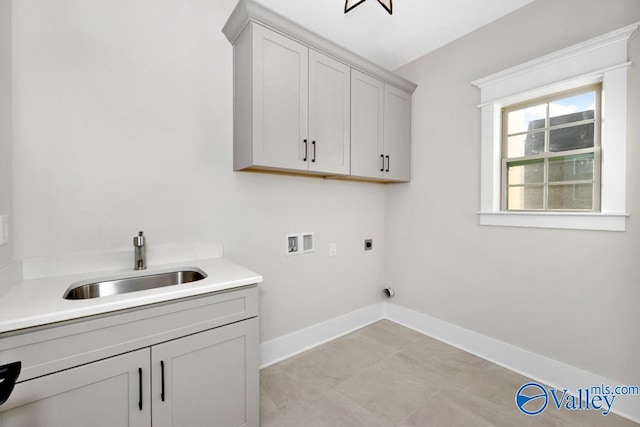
[303,139,308,161]
[385,155,390,172]
[138,367,143,411]
[312,141,316,163]
[160,361,165,402]
[0,361,21,406]
[380,154,384,172]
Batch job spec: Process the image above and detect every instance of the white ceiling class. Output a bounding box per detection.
[254,0,535,70]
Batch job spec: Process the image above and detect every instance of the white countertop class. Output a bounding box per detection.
[0,257,263,334]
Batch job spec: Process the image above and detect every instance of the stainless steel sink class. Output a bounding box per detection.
[64,267,208,300]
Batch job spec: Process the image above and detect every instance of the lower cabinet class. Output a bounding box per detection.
[152,318,259,427]
[0,349,151,427]
[0,318,259,427]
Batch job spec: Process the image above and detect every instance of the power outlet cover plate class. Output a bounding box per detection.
[329,243,337,256]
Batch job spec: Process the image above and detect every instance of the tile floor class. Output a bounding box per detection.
[260,320,638,427]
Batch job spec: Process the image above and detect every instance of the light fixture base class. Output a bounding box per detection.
[344,0,393,15]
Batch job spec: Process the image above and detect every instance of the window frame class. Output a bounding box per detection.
[471,23,636,232]
[500,84,602,212]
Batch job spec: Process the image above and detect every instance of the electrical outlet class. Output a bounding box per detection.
[0,215,7,246]
[329,243,337,256]
[364,239,373,251]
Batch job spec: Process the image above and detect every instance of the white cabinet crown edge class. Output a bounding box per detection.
[222,0,417,95]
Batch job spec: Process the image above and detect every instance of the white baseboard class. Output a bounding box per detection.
[259,301,639,423]
[260,302,384,368]
[384,302,640,424]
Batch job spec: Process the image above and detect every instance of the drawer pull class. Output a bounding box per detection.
[138,367,143,411]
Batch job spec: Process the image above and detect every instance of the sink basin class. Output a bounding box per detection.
[63,267,208,300]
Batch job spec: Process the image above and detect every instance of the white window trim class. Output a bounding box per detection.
[472,23,638,232]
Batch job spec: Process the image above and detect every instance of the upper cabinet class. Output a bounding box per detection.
[235,24,350,176]
[248,24,309,172]
[383,84,411,182]
[350,70,384,179]
[351,71,411,181]
[308,50,351,175]
[223,0,416,182]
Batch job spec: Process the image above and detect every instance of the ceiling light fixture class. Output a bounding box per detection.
[344,0,393,15]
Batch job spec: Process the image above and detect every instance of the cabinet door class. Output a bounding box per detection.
[0,349,150,427]
[350,69,385,179]
[308,50,351,175]
[383,84,411,182]
[151,318,259,427]
[252,24,308,171]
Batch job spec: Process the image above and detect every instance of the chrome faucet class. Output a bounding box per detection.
[133,231,146,270]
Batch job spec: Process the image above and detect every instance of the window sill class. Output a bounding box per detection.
[478,211,628,231]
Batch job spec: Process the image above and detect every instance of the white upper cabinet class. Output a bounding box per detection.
[383,84,411,182]
[351,70,385,179]
[224,0,416,182]
[308,50,351,175]
[237,23,351,175]
[351,71,411,182]
[250,24,308,172]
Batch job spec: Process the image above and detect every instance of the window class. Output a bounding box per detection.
[472,23,636,231]
[502,85,601,212]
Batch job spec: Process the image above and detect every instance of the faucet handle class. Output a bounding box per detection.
[133,231,145,247]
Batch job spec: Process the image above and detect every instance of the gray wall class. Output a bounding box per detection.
[389,0,640,384]
[0,0,11,268]
[9,0,386,342]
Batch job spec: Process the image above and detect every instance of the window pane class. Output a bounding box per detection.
[548,183,593,210]
[549,91,596,126]
[507,132,545,158]
[507,104,546,135]
[507,186,543,210]
[548,153,594,182]
[507,161,544,185]
[549,123,594,152]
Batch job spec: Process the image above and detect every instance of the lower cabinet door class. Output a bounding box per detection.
[0,349,151,427]
[151,318,259,427]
